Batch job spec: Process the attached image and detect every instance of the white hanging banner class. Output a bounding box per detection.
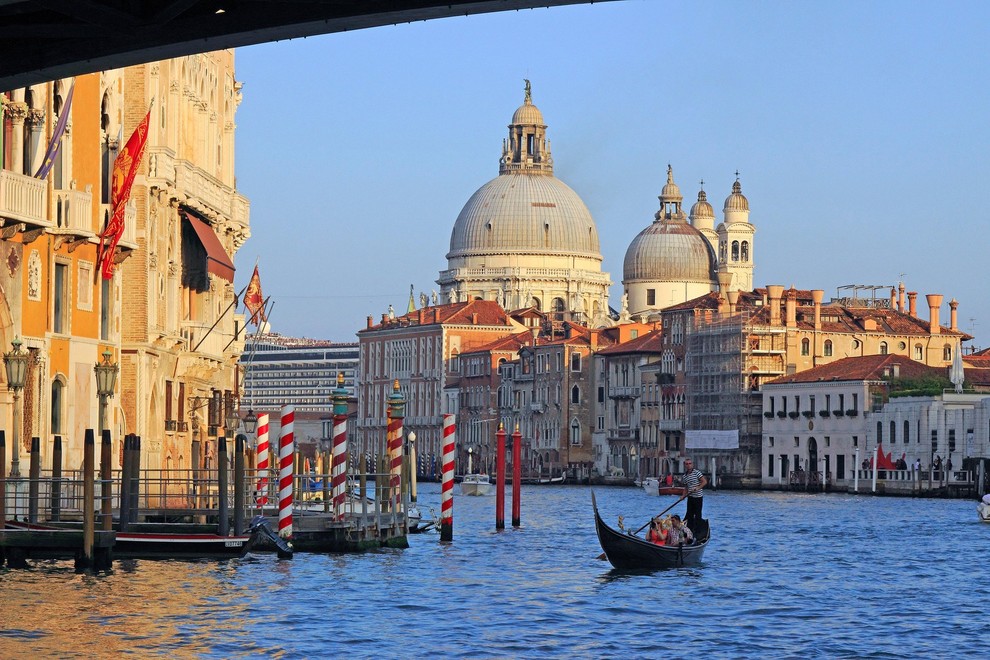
[685,429,739,450]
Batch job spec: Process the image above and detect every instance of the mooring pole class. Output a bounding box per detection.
[234,434,245,535]
[28,436,40,523]
[82,429,95,568]
[130,436,141,523]
[512,425,522,527]
[0,431,7,524]
[359,453,368,533]
[440,414,455,542]
[51,435,62,521]
[118,435,132,532]
[278,405,295,543]
[495,423,506,530]
[100,430,112,531]
[218,435,230,536]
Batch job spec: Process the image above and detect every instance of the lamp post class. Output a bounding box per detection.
[225,406,240,441]
[93,350,119,436]
[4,337,29,477]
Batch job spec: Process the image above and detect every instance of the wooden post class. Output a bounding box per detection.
[100,430,112,531]
[50,435,62,521]
[495,424,506,530]
[0,431,6,525]
[130,436,141,523]
[82,429,95,568]
[118,434,132,532]
[28,436,40,522]
[512,426,522,527]
[218,436,229,536]
[233,434,245,535]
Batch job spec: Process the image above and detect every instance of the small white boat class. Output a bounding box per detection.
[460,473,494,496]
[978,500,990,523]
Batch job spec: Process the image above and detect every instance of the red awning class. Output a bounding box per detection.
[183,212,235,283]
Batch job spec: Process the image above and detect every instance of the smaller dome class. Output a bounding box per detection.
[660,165,682,203]
[690,189,715,219]
[723,179,749,212]
[512,100,544,126]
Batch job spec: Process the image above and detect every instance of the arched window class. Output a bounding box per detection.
[876,421,883,442]
[51,379,65,434]
[890,420,896,444]
[570,419,581,445]
[904,420,910,444]
[551,297,566,321]
[571,385,580,404]
[823,340,833,357]
[731,240,740,261]
[943,344,952,361]
[879,342,888,355]
[741,241,750,262]
[914,344,923,360]
[801,338,810,356]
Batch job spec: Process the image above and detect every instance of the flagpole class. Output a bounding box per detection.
[244,297,274,414]
[192,284,248,353]
[223,295,271,353]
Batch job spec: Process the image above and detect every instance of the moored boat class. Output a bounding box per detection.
[642,477,687,497]
[978,500,990,523]
[591,491,709,570]
[460,473,493,496]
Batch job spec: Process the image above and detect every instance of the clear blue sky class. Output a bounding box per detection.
[232,0,989,347]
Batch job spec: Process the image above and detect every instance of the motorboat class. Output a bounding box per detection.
[978,496,990,523]
[460,473,493,496]
[641,477,687,497]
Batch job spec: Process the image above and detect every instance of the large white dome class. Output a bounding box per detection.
[623,220,716,283]
[447,173,602,260]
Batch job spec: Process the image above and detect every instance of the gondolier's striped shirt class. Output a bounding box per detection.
[683,469,705,498]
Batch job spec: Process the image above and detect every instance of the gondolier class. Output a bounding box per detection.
[680,458,708,533]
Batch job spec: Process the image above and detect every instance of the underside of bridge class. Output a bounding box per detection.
[0,0,599,90]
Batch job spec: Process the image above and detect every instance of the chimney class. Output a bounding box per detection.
[381,313,389,325]
[889,287,896,310]
[367,315,374,329]
[898,282,906,313]
[926,294,943,334]
[418,309,425,325]
[892,363,900,378]
[949,298,959,331]
[785,288,797,328]
[590,329,599,351]
[471,312,479,325]
[434,308,441,323]
[727,290,739,314]
[907,291,918,317]
[718,293,729,315]
[767,285,784,326]
[811,289,824,330]
[717,269,733,296]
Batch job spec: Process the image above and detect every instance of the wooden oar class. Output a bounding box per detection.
[634,493,689,535]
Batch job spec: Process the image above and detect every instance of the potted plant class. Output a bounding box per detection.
[802,410,814,419]
[764,411,774,419]
[833,409,845,417]
[819,410,830,418]
[788,411,800,419]
[777,411,787,418]
[845,408,858,417]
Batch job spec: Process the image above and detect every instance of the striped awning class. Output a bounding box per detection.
[182,211,234,283]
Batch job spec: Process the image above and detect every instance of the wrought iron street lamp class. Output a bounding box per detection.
[243,409,257,435]
[93,349,119,436]
[225,405,240,440]
[4,337,29,477]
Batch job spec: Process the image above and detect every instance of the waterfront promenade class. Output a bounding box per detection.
[1,483,987,657]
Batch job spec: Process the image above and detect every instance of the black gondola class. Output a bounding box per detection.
[592,491,710,570]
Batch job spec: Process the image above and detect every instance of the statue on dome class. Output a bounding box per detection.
[524,79,531,103]
[388,304,395,320]
[431,290,439,306]
[420,292,428,308]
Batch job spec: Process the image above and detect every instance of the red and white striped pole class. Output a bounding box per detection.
[386,380,405,512]
[440,414,455,542]
[495,423,506,530]
[512,424,522,527]
[254,413,270,510]
[278,405,294,539]
[330,373,349,520]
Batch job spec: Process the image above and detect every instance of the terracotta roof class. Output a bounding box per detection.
[596,329,664,355]
[767,354,942,385]
[360,299,512,333]
[462,331,532,355]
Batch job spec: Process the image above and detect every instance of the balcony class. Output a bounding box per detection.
[529,402,547,414]
[50,187,94,244]
[657,419,683,431]
[181,319,231,362]
[608,386,641,399]
[0,168,48,230]
[98,201,138,252]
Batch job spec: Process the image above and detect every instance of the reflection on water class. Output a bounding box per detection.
[2,485,989,656]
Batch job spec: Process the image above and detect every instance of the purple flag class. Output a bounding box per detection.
[34,82,74,180]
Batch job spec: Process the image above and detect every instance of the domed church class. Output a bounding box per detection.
[622,166,755,318]
[438,82,612,325]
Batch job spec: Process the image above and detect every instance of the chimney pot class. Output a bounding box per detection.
[926,294,943,335]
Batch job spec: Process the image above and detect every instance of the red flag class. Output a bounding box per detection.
[99,106,151,279]
[244,265,267,325]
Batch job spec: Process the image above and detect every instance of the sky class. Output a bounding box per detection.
[231,0,990,347]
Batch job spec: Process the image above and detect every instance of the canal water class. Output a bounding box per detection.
[2,484,987,657]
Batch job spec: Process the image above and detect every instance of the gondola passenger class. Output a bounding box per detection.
[667,514,694,545]
[646,518,668,546]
